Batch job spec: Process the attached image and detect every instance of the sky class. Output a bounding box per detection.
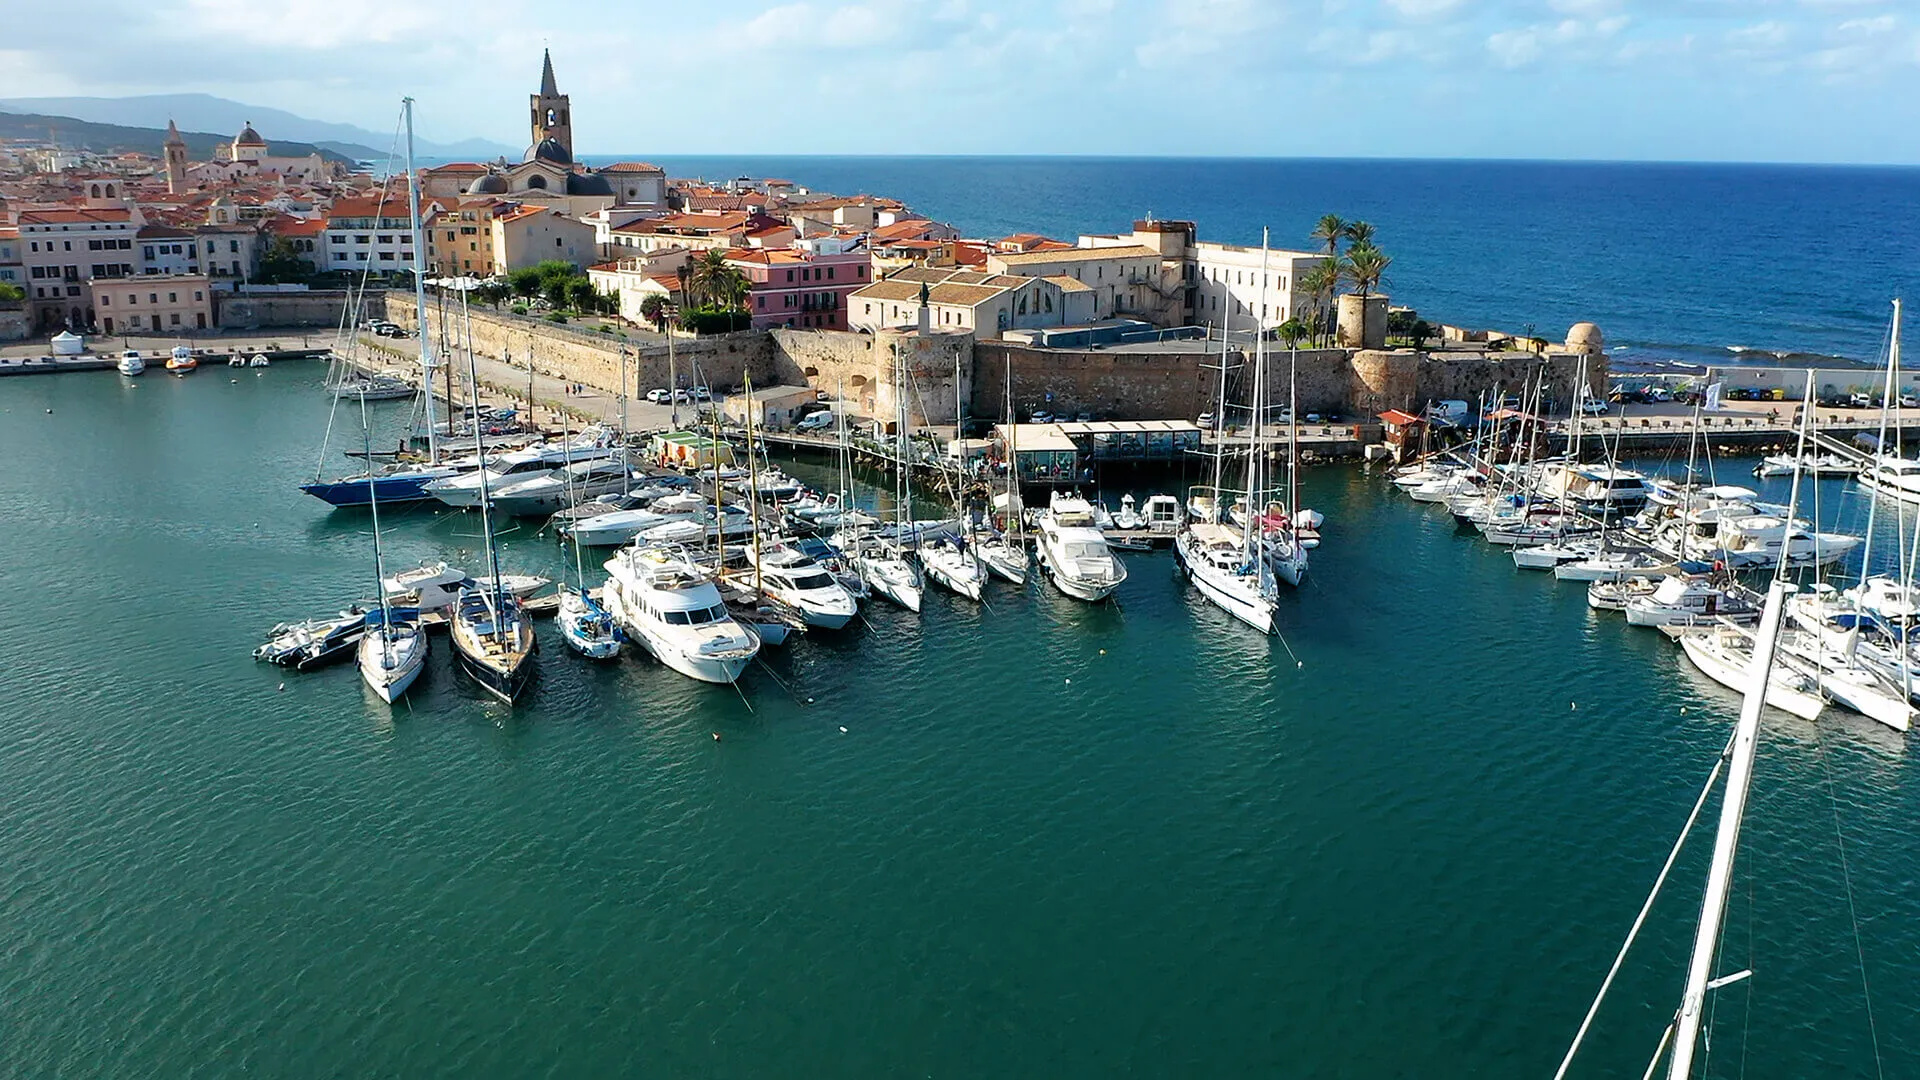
[6,0,1920,163]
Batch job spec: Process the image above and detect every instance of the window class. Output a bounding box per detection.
[130,315,142,328]
[149,293,158,303]
[229,240,240,253]
[786,269,793,282]
[99,295,109,306]
[119,238,132,250]
[330,236,345,245]
[826,266,834,280]
[168,292,177,303]
[88,239,102,251]
[143,246,155,260]
[756,296,764,309]
[208,241,217,254]
[170,313,181,325]
[194,291,203,301]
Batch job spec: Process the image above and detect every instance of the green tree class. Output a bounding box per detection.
[254,237,313,284]
[1310,214,1347,260]
[541,273,574,310]
[508,267,543,300]
[0,282,24,303]
[1277,317,1309,349]
[565,277,600,314]
[472,281,509,309]
[639,293,670,330]
[1343,243,1392,299]
[687,250,748,311]
[1297,258,1341,346]
[1342,220,1376,249]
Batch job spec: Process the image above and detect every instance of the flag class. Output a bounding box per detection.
[1704,382,1724,411]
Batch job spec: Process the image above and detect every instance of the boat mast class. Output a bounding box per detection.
[955,343,967,539]
[1666,373,1814,1080]
[1243,231,1270,579]
[1210,308,1231,513]
[360,393,394,662]
[460,288,505,640]
[619,344,631,495]
[402,97,436,465]
[1005,357,1020,540]
[744,374,764,595]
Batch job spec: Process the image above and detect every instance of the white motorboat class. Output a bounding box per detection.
[557,586,622,659]
[1753,453,1857,478]
[1141,494,1183,534]
[1513,538,1599,570]
[423,436,613,508]
[1536,462,1655,510]
[919,536,986,601]
[117,349,145,376]
[357,606,427,703]
[1174,521,1274,634]
[1778,629,1915,731]
[1552,549,1676,583]
[1625,575,1760,627]
[381,561,549,614]
[746,542,859,629]
[1110,493,1146,530]
[1711,514,1860,569]
[1677,623,1825,721]
[1587,576,1661,612]
[976,534,1028,586]
[1855,456,1920,505]
[562,492,708,547]
[1036,493,1127,602]
[490,455,639,517]
[602,545,759,684]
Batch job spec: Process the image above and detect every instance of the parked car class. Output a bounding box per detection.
[1197,412,1215,429]
[796,410,837,432]
[1579,399,1610,415]
[645,388,671,404]
[1901,394,1919,409]
[692,385,713,401]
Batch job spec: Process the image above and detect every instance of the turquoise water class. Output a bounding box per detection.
[2,366,1917,1077]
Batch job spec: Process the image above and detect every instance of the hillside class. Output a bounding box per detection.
[0,111,354,164]
[0,94,513,160]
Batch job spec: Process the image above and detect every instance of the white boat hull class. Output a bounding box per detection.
[1174,532,1273,634]
[1677,630,1825,721]
[357,626,427,703]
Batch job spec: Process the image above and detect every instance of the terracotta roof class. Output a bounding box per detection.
[871,218,941,242]
[854,277,1013,306]
[137,224,194,238]
[1041,274,1092,293]
[1378,410,1422,426]
[18,207,134,224]
[994,244,1159,265]
[599,162,664,173]
[423,162,488,173]
[494,204,548,223]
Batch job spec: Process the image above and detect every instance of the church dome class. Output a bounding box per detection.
[525,137,572,166]
[466,173,509,195]
[234,123,266,147]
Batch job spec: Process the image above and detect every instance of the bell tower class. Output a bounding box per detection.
[163,118,188,195]
[529,49,573,161]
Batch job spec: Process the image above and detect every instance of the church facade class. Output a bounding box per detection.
[418,51,666,218]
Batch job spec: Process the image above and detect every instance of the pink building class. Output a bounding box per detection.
[726,246,871,331]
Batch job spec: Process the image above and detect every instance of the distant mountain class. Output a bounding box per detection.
[0,94,517,161]
[0,111,353,164]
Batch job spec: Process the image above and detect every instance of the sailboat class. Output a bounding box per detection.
[978,362,1029,586]
[1174,233,1276,632]
[850,347,925,611]
[447,287,536,702]
[918,347,987,601]
[353,393,427,703]
[300,98,453,509]
[553,411,621,660]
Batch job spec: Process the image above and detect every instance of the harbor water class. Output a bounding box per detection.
[2,366,1917,1077]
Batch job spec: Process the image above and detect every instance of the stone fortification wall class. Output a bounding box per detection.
[0,305,29,342]
[971,344,1355,420]
[378,294,775,397]
[769,327,971,427]
[216,289,364,330]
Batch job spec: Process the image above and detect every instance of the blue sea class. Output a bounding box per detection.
[599,156,1920,369]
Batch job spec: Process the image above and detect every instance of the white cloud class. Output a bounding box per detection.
[1385,0,1464,19]
[1487,17,1628,68]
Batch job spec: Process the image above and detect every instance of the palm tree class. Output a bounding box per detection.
[1342,220,1375,249]
[1343,243,1391,299]
[639,293,670,330]
[1310,214,1347,260]
[686,250,750,311]
[1277,317,1309,349]
[1297,258,1341,346]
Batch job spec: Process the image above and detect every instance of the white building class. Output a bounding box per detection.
[1189,240,1321,329]
[321,195,415,276]
[138,225,200,276]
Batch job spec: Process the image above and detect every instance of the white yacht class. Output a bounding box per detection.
[1036,493,1127,602]
[1624,576,1760,627]
[747,542,859,629]
[1711,514,1860,569]
[1537,463,1655,509]
[602,545,759,684]
[1174,520,1274,634]
[382,561,550,614]
[562,492,707,547]
[490,455,638,517]
[117,349,145,376]
[423,436,613,508]
[1552,549,1675,583]
[919,536,986,601]
[1855,457,1920,505]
